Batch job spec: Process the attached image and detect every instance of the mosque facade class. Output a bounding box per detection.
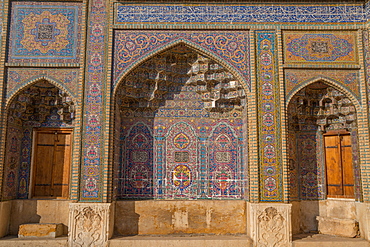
[1,0,370,246]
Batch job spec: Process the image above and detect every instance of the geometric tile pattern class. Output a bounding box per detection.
[9,2,82,64]
[17,129,32,199]
[287,130,299,201]
[256,31,283,202]
[297,132,325,200]
[120,122,154,198]
[2,124,22,200]
[363,30,370,107]
[117,119,246,200]
[351,130,362,201]
[366,1,370,20]
[284,31,358,64]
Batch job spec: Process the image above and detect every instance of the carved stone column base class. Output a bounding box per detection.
[68,202,115,247]
[248,203,292,247]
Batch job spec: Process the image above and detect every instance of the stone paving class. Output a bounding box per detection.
[0,233,369,247]
[293,234,370,247]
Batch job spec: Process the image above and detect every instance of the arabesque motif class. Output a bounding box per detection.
[284,32,357,64]
[256,31,283,202]
[113,31,250,90]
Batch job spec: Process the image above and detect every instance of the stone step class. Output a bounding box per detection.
[0,236,67,247]
[18,223,64,239]
[317,216,359,238]
[109,235,253,247]
[293,234,370,247]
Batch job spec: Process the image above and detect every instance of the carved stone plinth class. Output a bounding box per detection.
[249,203,292,247]
[68,203,114,247]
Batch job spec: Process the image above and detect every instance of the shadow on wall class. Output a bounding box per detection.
[8,200,70,236]
[114,201,139,236]
[9,200,41,235]
[292,201,320,234]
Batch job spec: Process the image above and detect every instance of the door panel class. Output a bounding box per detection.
[33,129,72,198]
[341,135,354,197]
[33,133,54,197]
[325,135,343,196]
[53,133,71,198]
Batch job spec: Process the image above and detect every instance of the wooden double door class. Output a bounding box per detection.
[324,132,355,198]
[32,128,72,199]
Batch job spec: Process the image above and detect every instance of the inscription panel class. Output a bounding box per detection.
[175,152,190,163]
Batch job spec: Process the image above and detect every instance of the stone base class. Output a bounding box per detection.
[109,235,253,247]
[18,223,64,238]
[115,200,247,235]
[9,200,70,235]
[0,201,11,238]
[317,216,359,238]
[0,236,68,247]
[293,233,370,247]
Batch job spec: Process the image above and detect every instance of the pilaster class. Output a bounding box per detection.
[255,30,283,202]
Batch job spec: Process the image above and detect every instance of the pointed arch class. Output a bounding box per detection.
[208,121,240,139]
[286,76,361,112]
[165,121,198,198]
[122,121,154,141]
[113,38,250,98]
[1,76,76,200]
[119,121,154,198]
[6,76,77,110]
[112,39,249,201]
[286,77,362,202]
[165,121,196,139]
[208,122,244,198]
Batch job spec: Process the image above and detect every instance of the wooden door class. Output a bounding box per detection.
[324,133,354,198]
[32,129,72,199]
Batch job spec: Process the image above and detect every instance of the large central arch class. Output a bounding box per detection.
[112,43,249,235]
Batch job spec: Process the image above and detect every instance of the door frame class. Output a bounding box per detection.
[30,127,73,199]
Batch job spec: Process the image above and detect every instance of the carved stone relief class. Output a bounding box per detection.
[68,203,114,247]
[249,203,292,247]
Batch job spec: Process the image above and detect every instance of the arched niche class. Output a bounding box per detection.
[286,80,361,234]
[2,80,76,200]
[112,43,249,200]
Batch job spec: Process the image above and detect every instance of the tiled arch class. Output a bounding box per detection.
[112,31,250,92]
